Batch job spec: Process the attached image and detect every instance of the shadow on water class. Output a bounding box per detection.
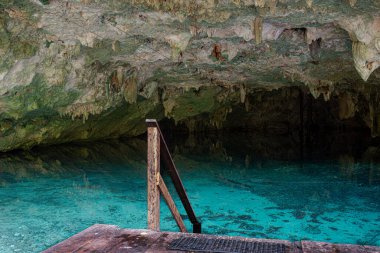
[0,131,379,252]
[0,138,147,185]
[1,130,379,185]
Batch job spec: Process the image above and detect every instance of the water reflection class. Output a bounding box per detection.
[0,131,379,186]
[0,132,379,252]
[0,138,147,186]
[167,131,380,186]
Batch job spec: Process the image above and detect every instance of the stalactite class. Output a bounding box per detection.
[105,81,110,98]
[305,0,313,8]
[352,41,374,81]
[61,102,104,123]
[140,81,158,99]
[163,98,176,117]
[339,17,380,81]
[110,71,121,93]
[165,33,192,61]
[369,90,380,137]
[309,38,322,62]
[254,17,263,44]
[112,40,120,52]
[347,0,357,7]
[245,97,250,112]
[338,92,357,120]
[210,107,231,130]
[123,76,137,104]
[254,0,265,8]
[116,67,123,86]
[267,0,277,14]
[240,85,246,104]
[211,43,224,61]
[185,119,197,133]
[308,81,334,101]
[122,69,138,104]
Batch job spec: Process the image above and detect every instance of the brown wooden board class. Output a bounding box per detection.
[147,126,160,231]
[43,225,162,253]
[301,240,380,253]
[43,224,380,253]
[146,119,201,233]
[158,174,187,233]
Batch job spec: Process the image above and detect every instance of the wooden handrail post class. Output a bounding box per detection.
[147,124,160,231]
[146,119,201,233]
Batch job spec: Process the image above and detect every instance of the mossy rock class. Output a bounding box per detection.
[0,12,6,27]
[167,87,218,122]
[0,30,10,51]
[3,74,79,120]
[12,40,38,59]
[0,13,9,51]
[84,46,114,65]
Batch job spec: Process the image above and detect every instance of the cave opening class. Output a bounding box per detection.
[158,85,379,161]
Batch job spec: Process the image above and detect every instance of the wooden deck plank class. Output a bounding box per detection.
[42,224,121,253]
[107,230,162,253]
[42,225,161,253]
[301,240,380,253]
[43,224,380,253]
[144,232,184,253]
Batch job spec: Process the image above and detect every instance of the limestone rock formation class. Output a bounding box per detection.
[0,0,379,151]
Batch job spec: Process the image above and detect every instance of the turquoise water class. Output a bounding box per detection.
[0,134,379,252]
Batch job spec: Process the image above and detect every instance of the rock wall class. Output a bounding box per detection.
[0,0,379,151]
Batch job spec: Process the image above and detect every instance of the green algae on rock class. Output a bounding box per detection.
[0,0,379,151]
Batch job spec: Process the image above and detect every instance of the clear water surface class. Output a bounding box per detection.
[0,133,379,252]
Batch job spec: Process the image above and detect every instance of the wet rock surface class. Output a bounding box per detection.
[0,0,379,151]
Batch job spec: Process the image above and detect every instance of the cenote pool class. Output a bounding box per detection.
[0,132,379,252]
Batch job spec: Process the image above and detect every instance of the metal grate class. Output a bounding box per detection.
[168,237,287,253]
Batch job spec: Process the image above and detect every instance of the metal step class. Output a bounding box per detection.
[168,237,287,253]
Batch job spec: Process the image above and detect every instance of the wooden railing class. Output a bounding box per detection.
[146,119,202,233]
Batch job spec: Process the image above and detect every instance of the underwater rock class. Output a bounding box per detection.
[304,225,322,235]
[293,210,306,219]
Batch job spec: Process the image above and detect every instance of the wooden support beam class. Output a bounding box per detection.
[147,126,160,231]
[146,119,201,233]
[158,174,187,233]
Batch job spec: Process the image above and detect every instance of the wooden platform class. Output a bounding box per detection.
[43,224,380,253]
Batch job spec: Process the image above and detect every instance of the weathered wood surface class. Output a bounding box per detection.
[301,240,380,253]
[43,224,380,253]
[145,119,201,233]
[147,126,160,231]
[158,174,187,233]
